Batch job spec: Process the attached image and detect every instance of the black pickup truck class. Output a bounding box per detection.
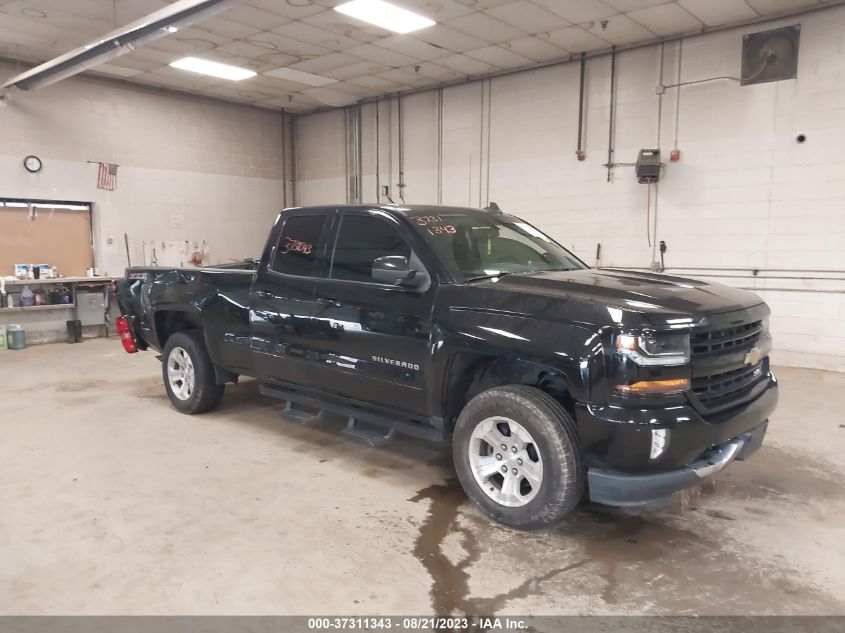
[116,204,777,529]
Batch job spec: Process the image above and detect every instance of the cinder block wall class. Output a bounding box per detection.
[0,63,291,276]
[292,6,845,372]
[0,64,292,343]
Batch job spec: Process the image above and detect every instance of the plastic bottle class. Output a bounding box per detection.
[5,293,12,308]
[20,285,34,307]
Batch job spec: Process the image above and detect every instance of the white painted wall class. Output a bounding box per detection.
[293,6,845,372]
[0,63,291,276]
[0,64,292,343]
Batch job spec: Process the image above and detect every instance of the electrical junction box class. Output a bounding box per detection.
[76,291,106,326]
[636,149,661,183]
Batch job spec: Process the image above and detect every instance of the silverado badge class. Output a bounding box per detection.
[744,347,763,366]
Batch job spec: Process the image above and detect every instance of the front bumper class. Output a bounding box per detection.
[575,371,777,507]
[576,373,777,472]
[587,420,767,506]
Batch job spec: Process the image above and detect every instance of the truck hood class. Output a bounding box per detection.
[473,268,763,327]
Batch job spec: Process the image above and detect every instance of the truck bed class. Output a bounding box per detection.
[116,261,257,375]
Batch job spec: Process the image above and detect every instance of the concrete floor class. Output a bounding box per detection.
[1,338,843,615]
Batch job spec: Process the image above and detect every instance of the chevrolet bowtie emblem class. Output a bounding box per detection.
[744,347,763,366]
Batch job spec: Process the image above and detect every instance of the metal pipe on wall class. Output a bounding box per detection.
[673,38,683,152]
[375,100,381,203]
[602,266,845,281]
[609,266,845,274]
[601,266,845,293]
[387,97,393,200]
[478,81,484,207]
[290,116,297,207]
[605,47,616,182]
[437,88,443,205]
[576,52,586,157]
[280,108,287,209]
[344,105,362,204]
[651,42,665,266]
[344,108,349,204]
[356,105,363,204]
[485,78,492,206]
[397,93,406,203]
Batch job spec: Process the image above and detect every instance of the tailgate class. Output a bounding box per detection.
[115,275,149,351]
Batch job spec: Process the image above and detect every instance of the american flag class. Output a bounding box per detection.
[97,162,118,191]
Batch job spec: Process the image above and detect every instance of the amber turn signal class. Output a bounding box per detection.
[617,378,690,395]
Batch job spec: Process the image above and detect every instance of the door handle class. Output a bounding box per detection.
[316,297,340,307]
[255,290,273,299]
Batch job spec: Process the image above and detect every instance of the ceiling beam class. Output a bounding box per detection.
[0,0,247,94]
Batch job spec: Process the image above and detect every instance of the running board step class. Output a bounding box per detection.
[341,417,396,447]
[281,401,324,425]
[259,383,443,442]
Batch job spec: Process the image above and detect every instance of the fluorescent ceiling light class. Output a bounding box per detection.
[170,57,256,81]
[334,0,435,34]
[264,67,337,87]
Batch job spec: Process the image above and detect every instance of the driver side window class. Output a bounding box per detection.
[331,215,411,283]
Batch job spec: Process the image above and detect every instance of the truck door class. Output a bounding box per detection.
[308,209,435,417]
[250,210,334,390]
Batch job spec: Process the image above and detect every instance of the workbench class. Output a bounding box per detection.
[0,276,120,345]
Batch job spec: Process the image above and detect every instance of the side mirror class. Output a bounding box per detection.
[372,255,426,289]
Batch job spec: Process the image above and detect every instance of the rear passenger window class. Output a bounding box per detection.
[331,215,411,283]
[270,214,326,276]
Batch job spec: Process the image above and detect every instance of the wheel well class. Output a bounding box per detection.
[154,310,202,348]
[443,354,575,431]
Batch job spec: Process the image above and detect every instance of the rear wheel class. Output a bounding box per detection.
[452,385,583,529]
[162,331,224,414]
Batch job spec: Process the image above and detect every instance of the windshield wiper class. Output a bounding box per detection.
[463,272,511,283]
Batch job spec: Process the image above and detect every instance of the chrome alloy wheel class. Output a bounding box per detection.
[167,346,195,401]
[468,416,544,508]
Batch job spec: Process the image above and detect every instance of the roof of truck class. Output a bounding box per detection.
[281,204,495,216]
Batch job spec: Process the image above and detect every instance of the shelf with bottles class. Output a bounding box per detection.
[3,276,118,285]
[1,283,74,309]
[0,303,76,313]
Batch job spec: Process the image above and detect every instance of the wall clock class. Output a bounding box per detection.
[23,155,42,173]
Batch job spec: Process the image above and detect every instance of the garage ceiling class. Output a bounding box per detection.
[0,0,834,111]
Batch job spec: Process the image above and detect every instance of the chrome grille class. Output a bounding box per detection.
[692,320,762,356]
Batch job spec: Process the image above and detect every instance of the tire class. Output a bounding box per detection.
[161,331,225,414]
[452,385,583,530]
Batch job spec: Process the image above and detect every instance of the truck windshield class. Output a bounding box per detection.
[406,211,586,281]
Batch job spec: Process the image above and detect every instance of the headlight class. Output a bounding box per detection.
[616,332,690,366]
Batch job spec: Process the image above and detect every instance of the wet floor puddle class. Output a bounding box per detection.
[407,464,843,615]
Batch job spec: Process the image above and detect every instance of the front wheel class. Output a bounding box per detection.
[452,385,583,529]
[162,331,225,414]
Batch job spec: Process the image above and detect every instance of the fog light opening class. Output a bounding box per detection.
[650,428,670,460]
